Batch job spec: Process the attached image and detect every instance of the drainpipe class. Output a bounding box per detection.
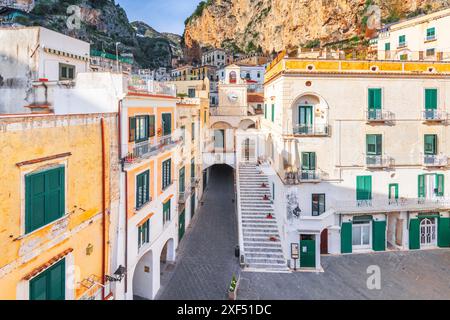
[101,117,108,300]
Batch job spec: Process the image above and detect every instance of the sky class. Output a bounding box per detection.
[116,0,201,35]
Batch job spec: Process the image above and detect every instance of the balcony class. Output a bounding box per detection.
[397,42,408,49]
[179,189,191,204]
[285,170,321,185]
[123,135,178,166]
[293,124,330,137]
[366,110,395,124]
[422,110,448,123]
[366,155,394,169]
[423,154,448,168]
[334,198,450,214]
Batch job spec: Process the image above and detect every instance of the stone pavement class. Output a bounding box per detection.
[156,165,240,300]
[238,249,450,300]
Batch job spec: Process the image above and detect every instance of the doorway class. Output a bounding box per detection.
[300,235,316,268]
[420,218,437,247]
[320,229,328,254]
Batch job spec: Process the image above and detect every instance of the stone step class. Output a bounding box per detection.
[246,263,289,271]
[244,246,283,253]
[243,237,281,243]
[246,252,285,259]
[246,257,286,265]
[242,223,278,228]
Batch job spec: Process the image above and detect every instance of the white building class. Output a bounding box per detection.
[377,8,450,61]
[252,57,450,271]
[201,49,233,68]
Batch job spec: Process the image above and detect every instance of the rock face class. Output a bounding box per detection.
[184,0,449,56]
[3,0,182,68]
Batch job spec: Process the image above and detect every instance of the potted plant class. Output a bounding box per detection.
[228,275,239,300]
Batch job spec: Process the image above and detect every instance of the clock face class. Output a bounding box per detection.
[228,92,239,103]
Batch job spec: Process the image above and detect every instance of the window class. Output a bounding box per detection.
[25,166,65,234]
[138,219,150,248]
[399,35,406,47]
[368,88,382,110]
[312,194,326,216]
[356,176,372,201]
[352,220,371,249]
[191,122,195,141]
[425,88,438,110]
[162,113,172,136]
[419,174,444,199]
[191,158,195,179]
[214,129,225,149]
[399,54,408,61]
[426,48,435,57]
[264,104,267,119]
[179,167,185,193]
[59,63,75,80]
[366,134,382,155]
[271,104,275,122]
[426,27,436,41]
[129,116,151,142]
[162,159,172,190]
[301,152,316,172]
[424,134,437,155]
[30,259,65,300]
[136,170,150,209]
[204,110,207,124]
[188,88,196,98]
[384,42,391,51]
[163,199,171,225]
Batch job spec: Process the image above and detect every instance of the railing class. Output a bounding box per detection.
[178,189,191,204]
[178,97,201,105]
[423,110,447,122]
[366,155,393,168]
[293,124,330,136]
[397,42,408,48]
[425,35,436,42]
[334,197,450,213]
[123,135,177,165]
[128,78,176,97]
[285,170,321,184]
[424,154,448,167]
[366,110,394,122]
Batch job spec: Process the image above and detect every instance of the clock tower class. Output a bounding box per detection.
[217,64,248,116]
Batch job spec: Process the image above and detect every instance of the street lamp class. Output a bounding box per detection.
[115,42,121,72]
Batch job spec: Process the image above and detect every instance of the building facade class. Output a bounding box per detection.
[257,57,450,271]
[377,8,450,61]
[0,113,120,300]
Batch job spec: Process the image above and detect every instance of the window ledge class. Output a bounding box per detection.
[14,214,70,242]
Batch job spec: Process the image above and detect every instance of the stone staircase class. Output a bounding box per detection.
[237,163,288,272]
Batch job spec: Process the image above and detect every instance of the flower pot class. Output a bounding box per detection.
[228,290,237,300]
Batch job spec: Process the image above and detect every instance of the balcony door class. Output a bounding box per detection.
[420,218,437,247]
[298,105,313,134]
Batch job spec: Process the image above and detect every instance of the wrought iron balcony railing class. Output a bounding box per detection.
[423,154,448,167]
[366,109,394,122]
[366,155,394,168]
[285,170,321,184]
[423,110,447,122]
[293,124,330,136]
[123,135,177,165]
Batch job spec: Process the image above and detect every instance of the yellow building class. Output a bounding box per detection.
[0,113,120,300]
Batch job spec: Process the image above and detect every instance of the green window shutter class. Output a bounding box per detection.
[372,220,386,251]
[264,104,267,119]
[438,217,450,248]
[389,184,399,200]
[30,272,47,300]
[424,134,437,155]
[129,117,136,142]
[409,219,420,250]
[136,171,149,209]
[179,167,185,193]
[30,259,65,300]
[149,115,156,137]
[436,174,444,197]
[191,122,195,141]
[162,160,171,189]
[301,152,316,170]
[418,175,426,198]
[162,113,172,135]
[26,167,65,234]
[368,88,382,109]
[271,104,275,122]
[356,176,372,201]
[385,43,390,51]
[341,222,353,254]
[425,89,437,110]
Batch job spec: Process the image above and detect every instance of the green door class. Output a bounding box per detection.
[409,218,420,250]
[30,259,65,300]
[298,106,313,134]
[178,209,186,241]
[300,237,316,268]
[162,113,172,136]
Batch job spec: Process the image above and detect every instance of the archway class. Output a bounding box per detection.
[132,249,154,300]
[160,238,176,281]
[238,119,256,130]
[291,93,329,135]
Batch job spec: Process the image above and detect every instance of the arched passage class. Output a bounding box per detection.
[132,249,154,300]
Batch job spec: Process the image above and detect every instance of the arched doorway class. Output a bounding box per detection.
[132,250,154,300]
[160,238,175,279]
[420,218,437,247]
[320,229,329,254]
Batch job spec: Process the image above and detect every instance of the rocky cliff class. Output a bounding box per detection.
[1,0,182,68]
[184,0,449,57]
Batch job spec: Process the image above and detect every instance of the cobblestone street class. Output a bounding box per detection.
[238,249,450,300]
[156,165,240,300]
